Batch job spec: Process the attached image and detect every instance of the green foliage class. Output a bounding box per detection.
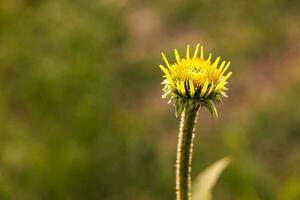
[192,157,231,200]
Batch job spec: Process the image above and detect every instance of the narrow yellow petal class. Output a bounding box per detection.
[215,81,225,91]
[201,79,209,96]
[213,57,220,67]
[223,72,232,82]
[180,81,186,95]
[221,62,231,75]
[161,53,171,68]
[200,45,204,59]
[186,45,190,59]
[205,83,214,97]
[174,49,180,62]
[189,79,195,97]
[207,53,212,61]
[159,65,170,76]
[216,73,231,90]
[169,80,175,88]
[193,43,200,58]
[217,61,226,74]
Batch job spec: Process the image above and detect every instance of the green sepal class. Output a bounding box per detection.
[205,100,218,118]
[175,98,184,118]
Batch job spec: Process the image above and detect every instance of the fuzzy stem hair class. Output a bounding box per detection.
[176,104,199,200]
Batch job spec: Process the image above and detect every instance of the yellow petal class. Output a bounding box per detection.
[186,45,190,59]
[189,79,195,97]
[161,52,171,68]
[174,49,180,62]
[221,62,230,75]
[193,43,200,58]
[205,83,214,97]
[213,57,220,67]
[215,76,230,91]
[215,81,224,91]
[180,81,186,95]
[207,53,212,61]
[217,61,226,75]
[222,72,232,82]
[159,65,169,76]
[201,79,209,96]
[169,80,175,88]
[159,65,170,76]
[200,45,204,59]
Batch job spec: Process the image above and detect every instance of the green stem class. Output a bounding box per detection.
[176,105,199,200]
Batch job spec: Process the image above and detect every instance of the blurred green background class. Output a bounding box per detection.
[1,0,300,199]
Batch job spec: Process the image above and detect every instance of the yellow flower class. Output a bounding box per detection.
[159,44,232,117]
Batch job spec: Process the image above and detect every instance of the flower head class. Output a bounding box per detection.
[160,44,232,117]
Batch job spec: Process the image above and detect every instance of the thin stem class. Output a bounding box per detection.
[176,105,199,200]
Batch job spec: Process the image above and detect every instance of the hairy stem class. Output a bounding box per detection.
[176,105,199,200]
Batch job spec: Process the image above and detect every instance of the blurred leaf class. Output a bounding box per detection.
[192,157,231,200]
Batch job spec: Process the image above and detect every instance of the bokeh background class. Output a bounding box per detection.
[1,0,300,199]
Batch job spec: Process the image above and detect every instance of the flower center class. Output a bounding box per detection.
[192,67,200,73]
